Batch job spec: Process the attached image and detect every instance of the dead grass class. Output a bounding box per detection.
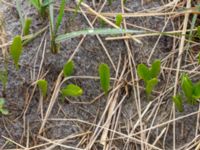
[0,0,200,150]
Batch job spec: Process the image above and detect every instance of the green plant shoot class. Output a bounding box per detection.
[98,63,110,94]
[0,98,9,115]
[181,74,200,105]
[146,78,158,97]
[115,14,123,27]
[193,82,200,99]
[181,74,193,101]
[74,0,83,16]
[23,18,32,36]
[63,60,74,77]
[49,0,66,53]
[55,0,66,34]
[29,0,51,17]
[137,60,161,97]
[149,60,161,78]
[10,35,23,69]
[61,84,83,97]
[173,95,183,112]
[37,79,48,97]
[137,64,151,83]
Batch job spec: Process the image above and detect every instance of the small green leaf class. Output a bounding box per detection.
[10,35,23,69]
[193,82,200,99]
[37,79,48,97]
[115,14,123,27]
[98,63,110,94]
[23,18,32,36]
[55,0,65,34]
[63,61,74,77]
[137,64,151,83]
[146,78,158,96]
[198,52,200,65]
[173,95,183,112]
[61,84,83,97]
[181,74,193,103]
[150,60,161,78]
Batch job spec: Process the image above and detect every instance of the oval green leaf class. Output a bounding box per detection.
[10,35,23,69]
[37,79,48,97]
[63,60,74,77]
[150,59,161,78]
[137,64,150,83]
[61,84,83,97]
[146,78,158,96]
[98,63,110,94]
[115,14,123,27]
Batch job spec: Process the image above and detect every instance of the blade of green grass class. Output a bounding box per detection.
[55,0,66,34]
[55,28,144,43]
[74,0,83,16]
[49,1,54,32]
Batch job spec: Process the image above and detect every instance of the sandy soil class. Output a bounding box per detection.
[0,0,200,149]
